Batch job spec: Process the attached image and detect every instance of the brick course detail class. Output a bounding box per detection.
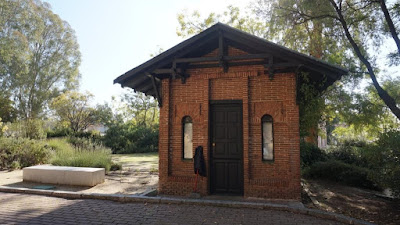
[158,47,301,200]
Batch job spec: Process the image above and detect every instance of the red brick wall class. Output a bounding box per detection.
[158,47,301,200]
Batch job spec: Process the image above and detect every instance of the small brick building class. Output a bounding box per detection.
[114,23,347,200]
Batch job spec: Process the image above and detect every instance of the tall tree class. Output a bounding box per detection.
[256,0,400,120]
[329,0,400,120]
[121,90,159,127]
[92,103,114,126]
[50,91,94,133]
[177,6,269,38]
[0,0,81,119]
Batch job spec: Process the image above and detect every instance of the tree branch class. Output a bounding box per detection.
[379,0,400,55]
[328,0,400,120]
[275,6,339,25]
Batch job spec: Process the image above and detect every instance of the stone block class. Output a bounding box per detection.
[23,165,105,186]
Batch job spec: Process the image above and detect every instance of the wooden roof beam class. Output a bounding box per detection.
[218,31,228,72]
[172,54,271,65]
[148,73,162,107]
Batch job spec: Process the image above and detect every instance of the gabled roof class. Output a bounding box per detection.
[114,23,348,97]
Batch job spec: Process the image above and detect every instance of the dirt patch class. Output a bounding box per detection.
[0,153,159,195]
[303,179,400,225]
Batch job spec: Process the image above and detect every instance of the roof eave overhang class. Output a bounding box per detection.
[114,23,348,95]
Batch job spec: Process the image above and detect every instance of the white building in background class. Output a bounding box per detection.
[85,124,108,136]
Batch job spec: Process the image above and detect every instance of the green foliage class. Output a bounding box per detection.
[0,0,81,119]
[104,90,159,154]
[48,138,113,172]
[10,161,20,170]
[326,142,369,168]
[300,141,327,169]
[46,127,71,138]
[364,130,400,196]
[264,0,400,120]
[50,91,95,133]
[0,93,15,122]
[0,137,50,169]
[51,149,112,172]
[0,117,8,136]
[177,5,269,38]
[46,138,73,153]
[298,72,326,138]
[301,130,400,194]
[303,160,378,190]
[328,78,400,141]
[103,121,158,154]
[92,103,114,126]
[5,119,46,139]
[121,90,159,127]
[67,132,103,151]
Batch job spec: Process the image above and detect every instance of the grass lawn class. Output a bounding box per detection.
[111,152,159,173]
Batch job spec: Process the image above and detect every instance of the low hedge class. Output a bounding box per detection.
[302,159,379,190]
[300,141,327,168]
[0,137,50,169]
[48,138,113,172]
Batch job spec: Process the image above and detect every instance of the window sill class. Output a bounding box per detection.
[262,159,274,164]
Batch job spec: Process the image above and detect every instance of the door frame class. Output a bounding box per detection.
[209,100,244,195]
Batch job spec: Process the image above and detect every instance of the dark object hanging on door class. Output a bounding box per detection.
[194,146,206,177]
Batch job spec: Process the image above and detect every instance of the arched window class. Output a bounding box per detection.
[182,116,193,159]
[262,115,274,161]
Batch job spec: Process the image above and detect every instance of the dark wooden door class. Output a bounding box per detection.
[210,103,243,194]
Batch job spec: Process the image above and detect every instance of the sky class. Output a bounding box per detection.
[45,0,251,105]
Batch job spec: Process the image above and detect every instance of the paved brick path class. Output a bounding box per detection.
[0,193,342,225]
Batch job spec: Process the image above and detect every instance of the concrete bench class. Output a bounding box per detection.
[23,165,105,187]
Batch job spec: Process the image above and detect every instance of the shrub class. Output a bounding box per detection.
[66,131,104,150]
[342,139,368,148]
[4,120,46,139]
[364,130,400,196]
[49,138,113,171]
[46,138,74,154]
[0,117,7,137]
[50,149,112,171]
[0,137,50,169]
[46,127,71,138]
[303,160,378,190]
[326,145,369,168]
[103,122,158,154]
[300,141,327,168]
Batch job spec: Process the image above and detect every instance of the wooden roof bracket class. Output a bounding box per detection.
[218,30,228,73]
[147,73,162,107]
[172,61,177,80]
[171,60,190,83]
[295,64,304,105]
[180,64,189,84]
[264,56,274,80]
